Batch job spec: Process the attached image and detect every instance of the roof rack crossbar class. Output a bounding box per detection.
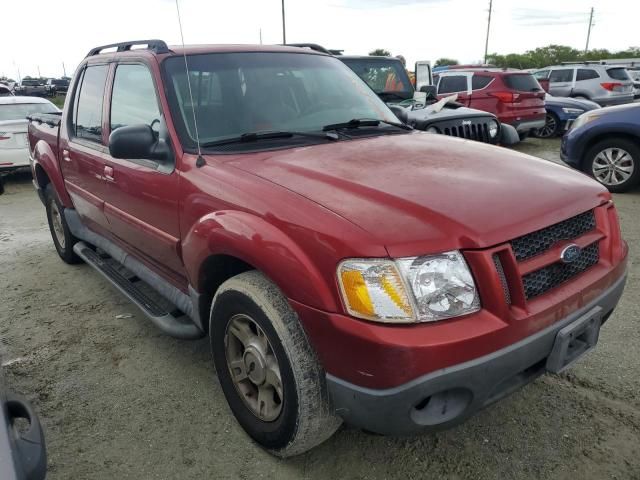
[86,39,170,57]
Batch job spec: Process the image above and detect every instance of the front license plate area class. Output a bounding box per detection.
[546,306,602,373]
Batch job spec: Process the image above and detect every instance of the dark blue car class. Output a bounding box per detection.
[562,103,640,192]
[533,94,600,138]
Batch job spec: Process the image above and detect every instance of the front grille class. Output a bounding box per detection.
[511,210,596,262]
[522,243,600,299]
[427,117,495,144]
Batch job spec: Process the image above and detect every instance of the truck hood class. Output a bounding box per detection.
[227,133,609,257]
[545,95,600,111]
[406,105,493,123]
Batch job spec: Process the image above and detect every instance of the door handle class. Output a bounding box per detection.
[103,165,115,182]
[62,149,71,162]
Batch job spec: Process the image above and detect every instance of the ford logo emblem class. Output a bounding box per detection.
[561,244,582,264]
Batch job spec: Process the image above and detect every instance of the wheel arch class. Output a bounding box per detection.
[581,132,640,170]
[184,210,339,332]
[32,139,73,207]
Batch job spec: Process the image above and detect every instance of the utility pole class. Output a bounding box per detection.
[484,0,493,64]
[37,65,41,78]
[281,0,287,44]
[62,62,67,77]
[585,7,594,53]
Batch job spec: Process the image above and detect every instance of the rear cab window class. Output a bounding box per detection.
[576,69,600,81]
[438,75,467,94]
[471,75,492,90]
[503,74,541,92]
[72,65,109,144]
[607,68,631,81]
[549,69,574,83]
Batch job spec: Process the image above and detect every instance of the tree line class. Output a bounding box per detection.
[371,45,640,70]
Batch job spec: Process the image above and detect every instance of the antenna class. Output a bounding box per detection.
[175,0,205,167]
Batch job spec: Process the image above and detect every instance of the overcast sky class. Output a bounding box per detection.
[2,0,638,80]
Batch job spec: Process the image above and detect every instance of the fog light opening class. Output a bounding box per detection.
[410,388,473,426]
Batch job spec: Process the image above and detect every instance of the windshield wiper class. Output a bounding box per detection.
[322,118,413,132]
[201,130,339,148]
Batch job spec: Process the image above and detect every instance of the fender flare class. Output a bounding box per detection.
[182,210,338,312]
[32,139,73,207]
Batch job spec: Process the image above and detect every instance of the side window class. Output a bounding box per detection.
[438,75,467,94]
[73,65,108,143]
[549,69,574,83]
[576,69,600,81]
[534,70,549,80]
[110,64,161,131]
[472,75,492,90]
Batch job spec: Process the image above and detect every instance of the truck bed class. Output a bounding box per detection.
[27,112,61,159]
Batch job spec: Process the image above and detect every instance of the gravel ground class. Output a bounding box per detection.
[1,137,639,479]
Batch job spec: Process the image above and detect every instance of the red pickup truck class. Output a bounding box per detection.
[28,40,627,457]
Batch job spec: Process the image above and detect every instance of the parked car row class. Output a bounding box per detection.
[533,63,635,106]
[8,77,70,97]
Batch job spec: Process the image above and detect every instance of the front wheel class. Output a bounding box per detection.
[585,138,640,193]
[44,184,81,263]
[533,113,560,138]
[210,271,341,457]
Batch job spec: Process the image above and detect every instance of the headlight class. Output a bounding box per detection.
[562,107,584,115]
[488,120,499,138]
[571,112,600,130]
[338,251,480,323]
[426,126,439,134]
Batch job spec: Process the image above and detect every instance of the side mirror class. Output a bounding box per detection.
[420,85,438,100]
[388,105,409,124]
[109,124,157,160]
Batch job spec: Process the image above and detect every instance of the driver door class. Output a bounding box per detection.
[101,62,185,280]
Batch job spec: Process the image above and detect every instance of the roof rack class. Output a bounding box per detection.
[284,43,333,55]
[560,61,602,65]
[86,39,170,57]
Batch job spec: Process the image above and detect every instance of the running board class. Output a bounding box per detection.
[73,242,204,340]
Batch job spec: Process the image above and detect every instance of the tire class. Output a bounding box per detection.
[44,184,81,263]
[518,131,530,141]
[210,271,341,457]
[533,112,560,138]
[584,138,640,193]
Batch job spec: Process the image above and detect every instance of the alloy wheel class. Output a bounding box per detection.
[50,200,66,249]
[592,147,635,186]
[224,313,284,421]
[536,114,558,138]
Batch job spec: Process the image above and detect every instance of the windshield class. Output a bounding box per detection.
[0,103,57,121]
[163,52,399,150]
[340,58,414,101]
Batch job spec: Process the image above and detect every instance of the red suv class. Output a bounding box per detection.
[28,41,627,457]
[435,68,546,138]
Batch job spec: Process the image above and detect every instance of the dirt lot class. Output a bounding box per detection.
[1,137,639,480]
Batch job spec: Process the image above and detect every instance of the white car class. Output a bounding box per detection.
[0,96,59,172]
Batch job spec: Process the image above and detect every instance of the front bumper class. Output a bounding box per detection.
[0,148,30,172]
[327,272,626,435]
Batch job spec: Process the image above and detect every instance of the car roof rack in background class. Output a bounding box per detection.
[86,39,170,57]
[560,61,602,65]
[284,43,333,55]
